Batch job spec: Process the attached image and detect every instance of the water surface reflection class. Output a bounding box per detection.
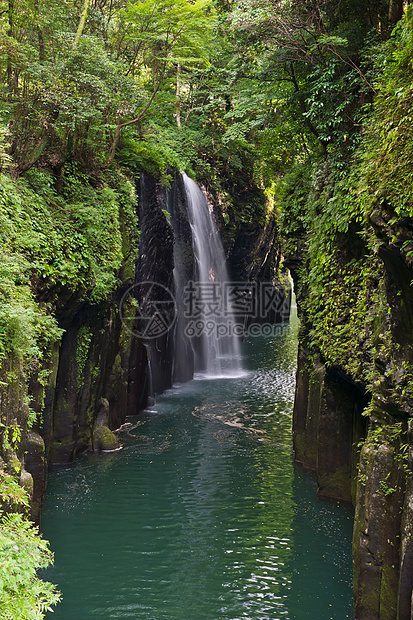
[41,317,353,619]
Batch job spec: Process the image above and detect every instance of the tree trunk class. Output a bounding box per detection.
[73,0,90,49]
[7,1,14,90]
[388,0,403,24]
[176,62,181,128]
[34,0,45,61]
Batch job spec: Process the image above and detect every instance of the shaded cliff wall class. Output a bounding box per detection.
[39,302,136,465]
[1,165,288,529]
[284,139,413,620]
[165,173,196,383]
[0,170,196,523]
[205,180,291,329]
[134,173,175,396]
[288,217,413,620]
[292,343,368,503]
[0,166,143,524]
[280,11,413,616]
[205,174,287,286]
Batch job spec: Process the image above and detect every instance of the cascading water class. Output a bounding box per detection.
[182,173,244,378]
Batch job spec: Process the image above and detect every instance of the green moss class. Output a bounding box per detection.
[93,426,120,452]
[318,468,351,500]
[278,14,413,426]
[0,163,139,373]
[50,435,75,457]
[358,582,381,618]
[76,327,92,387]
[293,432,306,462]
[380,563,399,620]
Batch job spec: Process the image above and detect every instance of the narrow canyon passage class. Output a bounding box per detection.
[40,309,353,620]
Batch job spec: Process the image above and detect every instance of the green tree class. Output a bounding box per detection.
[0,472,61,619]
[107,0,213,161]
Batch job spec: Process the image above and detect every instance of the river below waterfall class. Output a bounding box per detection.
[41,311,353,619]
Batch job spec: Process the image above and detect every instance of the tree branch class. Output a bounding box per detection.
[107,63,167,163]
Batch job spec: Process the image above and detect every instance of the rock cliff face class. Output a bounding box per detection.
[1,171,144,523]
[134,173,175,395]
[291,344,368,503]
[286,189,413,619]
[0,169,289,530]
[27,172,185,519]
[281,16,413,605]
[22,242,142,523]
[41,305,131,464]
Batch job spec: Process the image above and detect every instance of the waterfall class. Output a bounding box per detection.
[182,173,244,378]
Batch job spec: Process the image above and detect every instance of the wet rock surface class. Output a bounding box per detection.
[289,208,413,619]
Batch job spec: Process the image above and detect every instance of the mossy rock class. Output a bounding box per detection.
[92,426,120,452]
[9,452,21,476]
[19,469,34,498]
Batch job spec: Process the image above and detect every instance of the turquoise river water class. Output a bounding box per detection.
[41,312,353,619]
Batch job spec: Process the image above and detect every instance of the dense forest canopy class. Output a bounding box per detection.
[1,0,413,616]
[0,0,403,178]
[0,0,406,196]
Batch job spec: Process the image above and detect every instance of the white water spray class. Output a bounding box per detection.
[182,173,244,378]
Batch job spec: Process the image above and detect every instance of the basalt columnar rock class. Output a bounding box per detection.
[134,172,192,392]
[0,170,140,523]
[1,167,288,530]
[292,343,368,503]
[166,173,196,383]
[285,171,413,619]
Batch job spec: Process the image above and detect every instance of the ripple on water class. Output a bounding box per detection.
[40,328,353,620]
